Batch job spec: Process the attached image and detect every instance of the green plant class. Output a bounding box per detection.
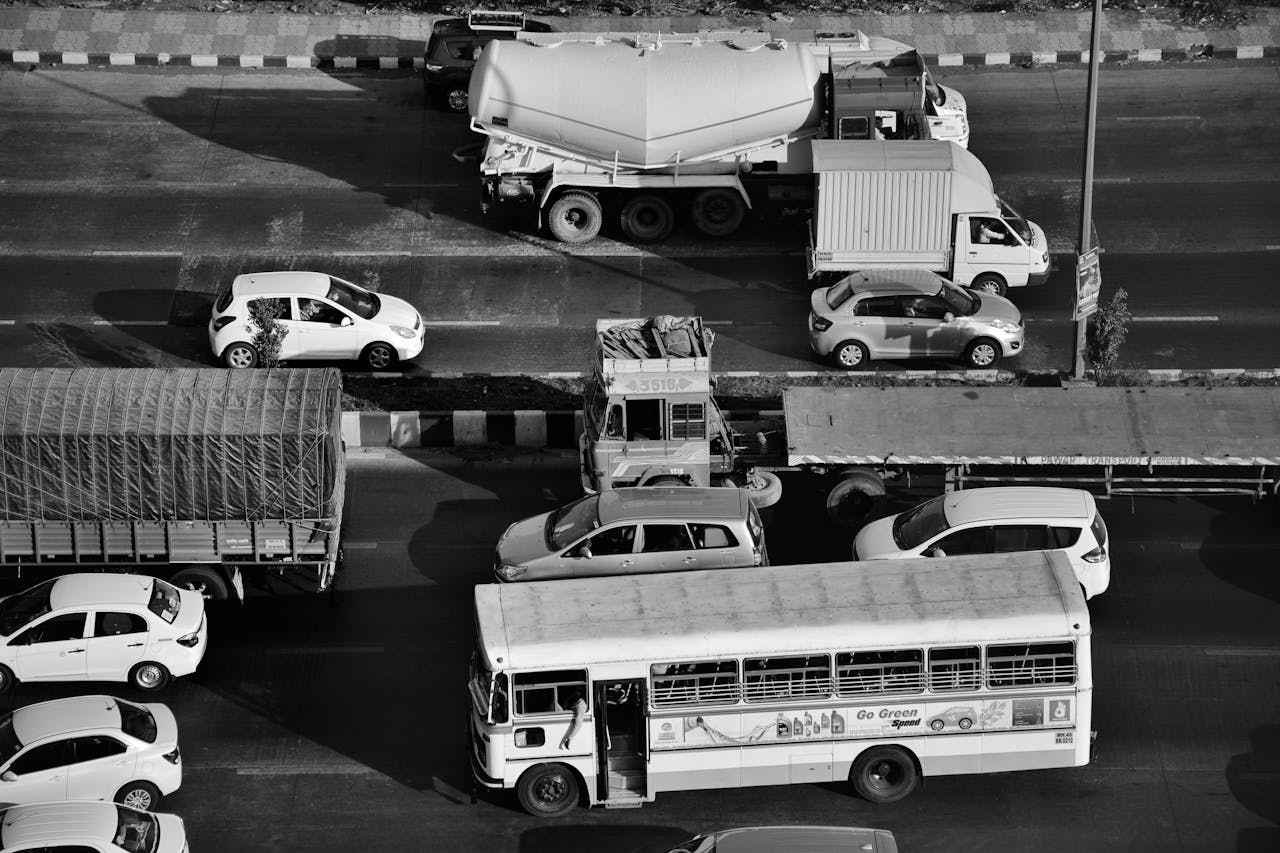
[248,301,288,367]
[1086,287,1131,384]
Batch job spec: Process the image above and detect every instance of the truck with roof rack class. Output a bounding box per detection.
[580,316,1280,527]
[0,367,346,601]
[468,29,969,244]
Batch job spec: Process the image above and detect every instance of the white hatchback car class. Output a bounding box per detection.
[853,487,1111,598]
[0,696,180,810]
[0,575,207,694]
[208,271,425,370]
[0,801,187,853]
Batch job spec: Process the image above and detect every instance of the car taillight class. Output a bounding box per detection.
[1082,546,1107,563]
[811,313,832,332]
[163,746,181,765]
[212,316,236,331]
[176,631,200,648]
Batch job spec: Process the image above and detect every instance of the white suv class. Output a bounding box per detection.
[0,695,181,810]
[853,486,1111,598]
[208,271,425,370]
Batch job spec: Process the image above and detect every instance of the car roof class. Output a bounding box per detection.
[0,801,118,845]
[8,695,126,745]
[942,487,1094,526]
[832,269,951,298]
[48,573,154,611]
[702,825,895,852]
[596,487,748,524]
[231,271,329,298]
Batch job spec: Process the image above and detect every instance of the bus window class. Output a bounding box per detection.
[513,669,588,716]
[744,655,832,702]
[836,649,925,696]
[929,646,981,691]
[987,642,1075,688]
[651,660,738,707]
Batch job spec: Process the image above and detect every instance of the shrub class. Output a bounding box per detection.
[1086,287,1131,384]
[248,301,288,368]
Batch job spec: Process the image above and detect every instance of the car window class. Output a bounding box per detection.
[247,296,289,320]
[854,296,899,318]
[0,715,23,766]
[147,579,181,624]
[298,298,348,325]
[1049,526,1083,548]
[586,525,636,556]
[114,805,159,853]
[931,526,993,556]
[0,578,56,636]
[691,524,738,549]
[10,740,73,774]
[641,524,694,553]
[214,286,234,313]
[117,700,158,744]
[95,612,147,637]
[72,735,128,763]
[993,525,1050,552]
[901,295,950,320]
[13,612,87,645]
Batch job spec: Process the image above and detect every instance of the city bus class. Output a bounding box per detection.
[468,550,1094,816]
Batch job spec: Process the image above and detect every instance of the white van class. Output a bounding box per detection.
[853,486,1110,598]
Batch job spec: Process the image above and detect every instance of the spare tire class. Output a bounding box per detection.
[743,470,782,509]
[825,469,886,529]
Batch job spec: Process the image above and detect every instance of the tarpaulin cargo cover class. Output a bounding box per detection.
[0,368,344,522]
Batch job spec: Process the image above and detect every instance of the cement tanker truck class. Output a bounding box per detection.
[467,30,970,245]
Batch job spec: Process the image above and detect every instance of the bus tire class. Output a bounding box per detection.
[619,194,675,243]
[743,470,782,509]
[547,191,603,244]
[170,566,230,602]
[690,188,746,237]
[825,469,886,529]
[516,763,580,817]
[851,745,920,804]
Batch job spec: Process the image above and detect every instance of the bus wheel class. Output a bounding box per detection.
[517,763,580,817]
[851,745,919,804]
[825,469,886,529]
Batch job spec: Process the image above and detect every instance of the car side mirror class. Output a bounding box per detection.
[340,316,354,327]
[577,545,592,559]
[1,771,16,782]
[943,312,955,322]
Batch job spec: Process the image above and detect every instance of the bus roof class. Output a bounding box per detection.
[473,551,1088,671]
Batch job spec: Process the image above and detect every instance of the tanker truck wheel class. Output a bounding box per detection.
[620,195,675,243]
[690,188,746,237]
[547,191,603,244]
[826,468,886,529]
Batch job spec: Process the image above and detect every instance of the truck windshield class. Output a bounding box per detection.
[997,196,1033,243]
[547,494,602,550]
[892,495,951,549]
[470,652,508,724]
[922,68,944,106]
[0,578,55,636]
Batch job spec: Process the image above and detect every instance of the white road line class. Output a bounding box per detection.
[1115,115,1202,121]
[89,250,182,257]
[1204,647,1280,657]
[235,765,378,776]
[258,646,385,655]
[92,320,168,326]
[0,320,14,325]
[1051,177,1131,184]
[705,320,734,325]
[1130,315,1219,322]
[421,320,501,326]
[1266,245,1280,251]
[341,542,378,549]
[331,251,410,257]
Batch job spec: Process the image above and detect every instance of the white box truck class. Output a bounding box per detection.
[807,140,1052,296]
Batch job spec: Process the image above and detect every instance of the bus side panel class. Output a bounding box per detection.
[647,748,741,793]
[740,742,833,787]
[505,756,600,803]
[919,733,983,776]
[978,729,1082,773]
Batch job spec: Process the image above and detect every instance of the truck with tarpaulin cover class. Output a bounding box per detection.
[0,367,346,601]
[467,29,969,245]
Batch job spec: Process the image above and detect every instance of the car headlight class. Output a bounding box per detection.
[496,564,527,581]
[988,320,1021,334]
[391,325,417,340]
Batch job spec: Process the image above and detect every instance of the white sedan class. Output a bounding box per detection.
[0,695,181,810]
[0,801,187,853]
[0,575,207,693]
[208,270,425,370]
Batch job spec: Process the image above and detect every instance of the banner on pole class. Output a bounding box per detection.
[1074,248,1102,320]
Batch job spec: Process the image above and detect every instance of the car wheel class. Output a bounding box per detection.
[516,763,580,817]
[851,745,920,804]
[833,340,870,370]
[619,194,675,243]
[447,87,469,112]
[963,338,1002,369]
[361,342,398,371]
[116,780,161,811]
[222,342,258,369]
[547,191,603,244]
[690,188,746,237]
[170,566,229,602]
[0,665,15,695]
[130,662,171,692]
[971,274,1007,297]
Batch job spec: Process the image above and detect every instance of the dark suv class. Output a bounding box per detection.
[422,11,556,112]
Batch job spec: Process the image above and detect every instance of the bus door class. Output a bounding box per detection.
[593,679,647,802]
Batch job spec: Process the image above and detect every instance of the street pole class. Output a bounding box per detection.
[1072,0,1103,380]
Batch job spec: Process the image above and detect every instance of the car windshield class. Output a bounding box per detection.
[938,282,978,316]
[665,835,716,853]
[147,579,181,624]
[117,699,158,744]
[114,805,159,853]
[824,276,860,310]
[0,579,55,636]
[892,495,952,548]
[547,495,602,550]
[325,277,380,320]
[0,714,24,766]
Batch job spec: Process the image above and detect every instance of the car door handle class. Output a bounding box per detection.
[66,649,85,654]
[126,643,144,648]
[682,557,697,564]
[620,560,634,567]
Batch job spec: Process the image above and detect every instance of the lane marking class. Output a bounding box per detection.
[89,250,182,257]
[1051,177,1131,184]
[1116,115,1202,121]
[340,542,378,549]
[1204,647,1280,657]
[332,251,410,257]
[1130,315,1219,322]
[705,320,734,326]
[421,320,501,326]
[259,646,385,655]
[0,320,14,325]
[92,320,168,326]
[235,765,378,776]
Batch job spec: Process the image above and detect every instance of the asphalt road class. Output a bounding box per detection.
[0,62,1278,372]
[2,451,1272,852]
